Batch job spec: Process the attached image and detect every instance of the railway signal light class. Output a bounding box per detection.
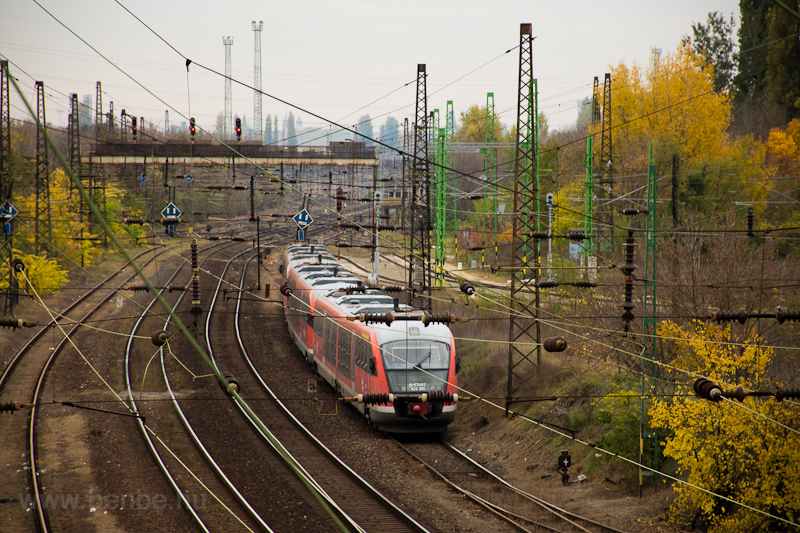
[189,117,196,138]
[235,117,242,141]
[131,116,137,139]
[336,200,343,212]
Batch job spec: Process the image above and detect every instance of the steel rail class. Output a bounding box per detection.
[24,244,173,532]
[0,245,163,393]
[158,244,273,532]
[445,442,628,533]
[231,249,430,532]
[124,240,241,532]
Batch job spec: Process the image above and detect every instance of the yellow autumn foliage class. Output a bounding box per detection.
[8,250,69,295]
[599,43,732,171]
[650,320,800,532]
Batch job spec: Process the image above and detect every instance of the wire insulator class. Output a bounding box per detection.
[621,208,646,216]
[459,282,475,296]
[721,386,747,402]
[191,241,198,272]
[124,217,147,225]
[425,391,456,403]
[536,280,559,288]
[566,230,588,241]
[151,331,169,347]
[572,281,597,288]
[468,246,485,251]
[0,317,38,329]
[775,389,800,402]
[0,401,31,413]
[776,307,800,324]
[381,286,403,293]
[361,392,393,405]
[711,309,748,325]
[421,312,467,327]
[543,336,568,352]
[525,231,549,240]
[353,312,394,325]
[279,283,292,296]
[693,378,722,402]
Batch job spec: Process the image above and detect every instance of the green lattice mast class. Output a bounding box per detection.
[640,141,659,492]
[435,127,447,287]
[445,101,455,263]
[583,135,594,271]
[484,93,497,264]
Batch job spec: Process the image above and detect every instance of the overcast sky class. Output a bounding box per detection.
[2,0,739,138]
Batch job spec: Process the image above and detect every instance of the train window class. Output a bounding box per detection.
[313,310,324,338]
[380,340,450,370]
[380,339,451,394]
[338,329,352,374]
[324,318,336,364]
[355,336,375,375]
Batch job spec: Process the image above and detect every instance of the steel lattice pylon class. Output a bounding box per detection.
[506,23,542,413]
[0,61,11,203]
[69,94,80,172]
[596,73,614,251]
[252,21,263,142]
[95,81,103,142]
[592,76,601,125]
[35,82,52,257]
[223,36,234,140]
[408,64,431,310]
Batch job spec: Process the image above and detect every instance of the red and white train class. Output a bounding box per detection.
[281,244,459,433]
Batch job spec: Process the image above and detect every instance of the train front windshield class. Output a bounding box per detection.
[380,339,450,394]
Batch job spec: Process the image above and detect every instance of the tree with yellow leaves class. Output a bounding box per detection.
[650,320,800,532]
[10,168,142,295]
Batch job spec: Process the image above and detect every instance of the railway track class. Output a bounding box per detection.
[393,438,627,533]
[220,250,428,532]
[0,244,178,532]
[125,238,271,532]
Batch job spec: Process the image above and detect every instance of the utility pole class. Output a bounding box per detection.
[408,64,432,311]
[506,23,541,415]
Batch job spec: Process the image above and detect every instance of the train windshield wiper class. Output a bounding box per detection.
[413,351,431,370]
